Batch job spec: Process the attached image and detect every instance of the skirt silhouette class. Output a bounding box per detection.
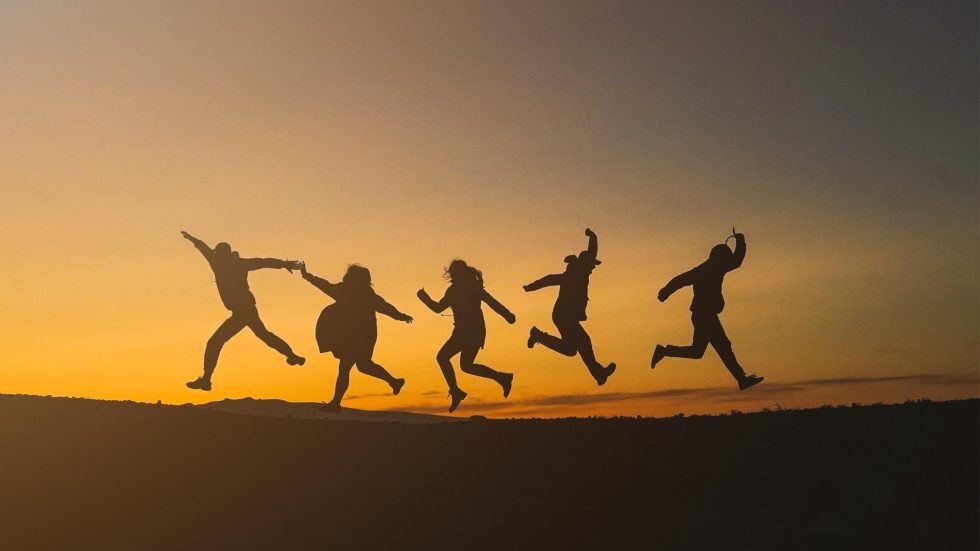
[315,303,378,361]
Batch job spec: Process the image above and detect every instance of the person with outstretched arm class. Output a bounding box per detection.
[300,262,413,412]
[650,229,763,390]
[418,259,516,413]
[524,228,616,386]
[180,231,305,391]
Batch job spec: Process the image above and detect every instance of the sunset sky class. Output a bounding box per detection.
[1,0,976,417]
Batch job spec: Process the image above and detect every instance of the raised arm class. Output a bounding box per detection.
[658,268,696,302]
[523,273,563,292]
[584,227,598,259]
[300,264,340,298]
[180,231,213,260]
[243,257,303,272]
[375,295,413,323]
[482,290,516,324]
[727,233,746,271]
[417,288,450,314]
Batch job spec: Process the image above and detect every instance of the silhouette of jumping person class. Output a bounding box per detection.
[418,260,517,413]
[300,263,413,412]
[524,228,616,386]
[650,229,764,390]
[181,231,305,391]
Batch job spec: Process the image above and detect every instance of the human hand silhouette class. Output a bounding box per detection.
[522,284,532,292]
[417,288,429,300]
[505,313,517,324]
[284,260,302,273]
[180,230,192,240]
[657,288,670,302]
[402,314,414,324]
[585,228,595,238]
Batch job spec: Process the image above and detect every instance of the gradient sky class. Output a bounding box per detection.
[1,0,977,417]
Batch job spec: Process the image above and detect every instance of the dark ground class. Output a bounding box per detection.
[0,395,975,550]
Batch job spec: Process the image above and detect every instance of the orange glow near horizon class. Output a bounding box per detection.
[0,1,976,417]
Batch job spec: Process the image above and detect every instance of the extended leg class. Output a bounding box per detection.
[356,359,403,395]
[202,315,247,380]
[704,317,747,382]
[662,315,710,360]
[436,338,463,391]
[246,313,304,365]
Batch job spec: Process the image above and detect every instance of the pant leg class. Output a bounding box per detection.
[663,313,710,360]
[458,345,503,382]
[704,315,746,381]
[536,314,579,356]
[330,359,356,405]
[558,320,603,378]
[436,337,464,391]
[242,307,296,358]
[203,314,248,379]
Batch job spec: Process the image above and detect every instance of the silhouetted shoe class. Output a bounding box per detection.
[287,355,306,366]
[738,374,764,391]
[320,401,342,412]
[186,377,212,391]
[650,345,666,370]
[500,373,514,398]
[527,327,541,349]
[595,363,617,386]
[391,378,405,396]
[448,388,467,413]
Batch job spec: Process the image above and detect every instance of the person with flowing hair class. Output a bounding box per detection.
[418,259,516,413]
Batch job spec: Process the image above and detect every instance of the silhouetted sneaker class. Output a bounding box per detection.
[595,363,617,386]
[286,354,306,366]
[320,401,342,413]
[500,373,514,398]
[448,388,467,413]
[186,377,211,391]
[527,327,542,349]
[650,345,666,370]
[391,378,405,396]
[738,374,764,391]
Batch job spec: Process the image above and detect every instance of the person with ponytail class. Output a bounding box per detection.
[418,259,516,413]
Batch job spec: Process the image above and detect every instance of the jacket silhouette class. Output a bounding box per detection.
[524,229,616,386]
[651,231,763,390]
[181,231,305,392]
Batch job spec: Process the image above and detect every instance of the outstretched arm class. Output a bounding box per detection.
[375,295,413,323]
[585,227,598,259]
[181,231,213,259]
[728,233,746,271]
[523,273,563,292]
[243,257,303,272]
[482,290,516,324]
[417,288,450,314]
[300,264,340,298]
[658,269,696,302]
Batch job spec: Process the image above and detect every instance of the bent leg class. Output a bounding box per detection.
[203,315,247,380]
[562,321,604,378]
[535,317,579,356]
[663,315,710,360]
[355,358,397,385]
[436,338,463,391]
[459,346,504,382]
[330,359,355,405]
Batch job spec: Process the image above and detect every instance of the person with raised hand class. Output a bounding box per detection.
[650,228,763,390]
[180,231,305,391]
[524,228,616,386]
[418,259,516,413]
[300,262,413,412]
